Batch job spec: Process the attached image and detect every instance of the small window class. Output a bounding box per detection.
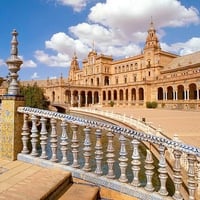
[124,77,127,83]
[116,78,118,84]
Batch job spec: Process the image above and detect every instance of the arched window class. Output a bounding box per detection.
[139,88,144,100]
[104,76,109,85]
[52,91,55,102]
[97,77,99,86]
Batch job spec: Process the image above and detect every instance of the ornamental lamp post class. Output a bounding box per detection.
[6,29,23,96]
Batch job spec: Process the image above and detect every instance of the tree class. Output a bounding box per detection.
[20,82,49,109]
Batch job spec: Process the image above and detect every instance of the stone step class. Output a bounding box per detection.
[58,183,100,200]
[0,163,72,200]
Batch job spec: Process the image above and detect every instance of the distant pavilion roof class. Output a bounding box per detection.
[162,51,200,72]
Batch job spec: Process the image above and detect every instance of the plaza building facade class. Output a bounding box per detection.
[20,22,200,110]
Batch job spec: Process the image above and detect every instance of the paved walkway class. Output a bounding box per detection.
[99,107,200,148]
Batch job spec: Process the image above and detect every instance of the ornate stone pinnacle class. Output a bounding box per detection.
[11,29,19,57]
[6,29,23,95]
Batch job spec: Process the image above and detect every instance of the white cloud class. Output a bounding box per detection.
[89,0,200,32]
[22,60,37,68]
[161,37,200,55]
[45,32,89,58]
[0,59,5,66]
[49,76,57,79]
[56,0,87,12]
[34,50,71,67]
[31,72,39,79]
[18,56,37,68]
[37,0,200,67]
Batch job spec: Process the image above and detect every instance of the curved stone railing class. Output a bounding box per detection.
[70,107,194,170]
[70,107,166,138]
[17,107,200,200]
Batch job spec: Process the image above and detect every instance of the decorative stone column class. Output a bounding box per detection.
[71,93,73,106]
[0,29,24,160]
[78,94,81,107]
[85,94,88,107]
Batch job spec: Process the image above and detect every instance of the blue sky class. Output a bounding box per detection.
[0,0,199,81]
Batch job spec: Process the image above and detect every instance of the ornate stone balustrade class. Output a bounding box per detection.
[70,107,165,138]
[17,107,200,200]
[71,107,200,194]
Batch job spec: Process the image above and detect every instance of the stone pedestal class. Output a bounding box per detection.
[0,95,24,160]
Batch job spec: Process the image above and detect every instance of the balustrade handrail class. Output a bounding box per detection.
[71,107,167,139]
[17,107,200,157]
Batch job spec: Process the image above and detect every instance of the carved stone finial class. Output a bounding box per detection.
[11,29,19,57]
[6,29,23,95]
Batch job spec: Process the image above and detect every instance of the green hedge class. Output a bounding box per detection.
[109,101,114,107]
[146,101,158,108]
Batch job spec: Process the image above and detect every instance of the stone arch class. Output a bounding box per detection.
[119,89,123,100]
[64,89,71,104]
[157,87,163,100]
[87,91,92,104]
[125,89,128,101]
[177,85,184,100]
[131,88,136,101]
[139,88,144,100]
[108,90,111,101]
[114,90,117,101]
[73,90,79,106]
[103,91,106,101]
[167,86,173,100]
[80,91,85,106]
[94,91,99,104]
[189,83,197,100]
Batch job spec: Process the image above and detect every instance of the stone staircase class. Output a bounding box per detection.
[58,182,100,200]
[0,160,100,200]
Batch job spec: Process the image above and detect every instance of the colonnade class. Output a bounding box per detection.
[50,82,200,108]
[158,83,199,101]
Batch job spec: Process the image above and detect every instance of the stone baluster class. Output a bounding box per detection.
[158,144,168,196]
[40,117,48,159]
[144,149,155,191]
[60,120,69,165]
[83,127,92,171]
[106,131,115,179]
[196,161,200,199]
[50,118,58,162]
[187,154,197,200]
[71,124,80,168]
[131,139,141,186]
[30,115,39,156]
[95,129,103,175]
[119,134,128,183]
[21,114,30,154]
[173,149,183,200]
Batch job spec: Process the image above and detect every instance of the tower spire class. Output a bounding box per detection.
[144,18,161,51]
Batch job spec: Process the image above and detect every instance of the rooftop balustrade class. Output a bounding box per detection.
[17,106,200,200]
